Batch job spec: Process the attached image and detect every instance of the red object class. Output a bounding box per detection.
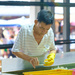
[70,22,75,26]
[70,69,75,75]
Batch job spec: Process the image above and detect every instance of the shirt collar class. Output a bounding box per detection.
[30,24,34,36]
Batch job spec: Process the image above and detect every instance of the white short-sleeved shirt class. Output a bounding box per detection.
[12,24,56,56]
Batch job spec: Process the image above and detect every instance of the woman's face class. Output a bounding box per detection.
[34,20,52,35]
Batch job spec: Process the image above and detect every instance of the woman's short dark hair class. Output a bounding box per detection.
[37,9,54,25]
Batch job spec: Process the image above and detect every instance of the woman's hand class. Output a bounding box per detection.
[30,57,39,68]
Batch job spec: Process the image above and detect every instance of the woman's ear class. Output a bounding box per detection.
[34,20,38,25]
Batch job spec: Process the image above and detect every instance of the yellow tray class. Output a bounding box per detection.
[23,69,73,75]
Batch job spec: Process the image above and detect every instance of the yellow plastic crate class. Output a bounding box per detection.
[23,69,73,75]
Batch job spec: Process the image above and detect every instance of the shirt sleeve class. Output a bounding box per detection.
[12,27,24,52]
[49,28,56,51]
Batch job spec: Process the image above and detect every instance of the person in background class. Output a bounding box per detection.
[12,9,56,68]
[7,35,16,58]
[0,32,8,58]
